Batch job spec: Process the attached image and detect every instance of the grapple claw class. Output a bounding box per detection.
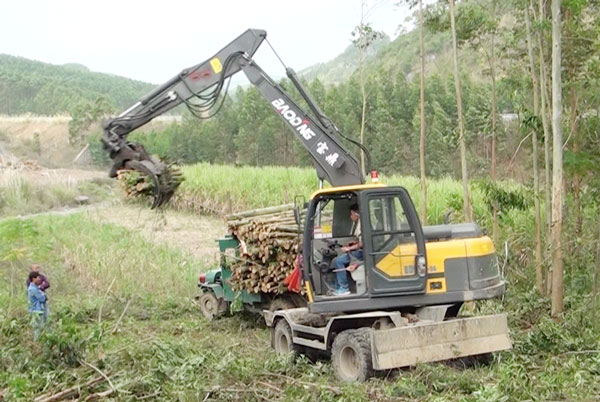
[111,143,183,209]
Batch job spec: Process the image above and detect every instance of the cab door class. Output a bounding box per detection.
[359,188,427,295]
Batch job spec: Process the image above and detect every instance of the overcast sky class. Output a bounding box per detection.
[1,0,412,84]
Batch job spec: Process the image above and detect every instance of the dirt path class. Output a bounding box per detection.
[85,204,227,267]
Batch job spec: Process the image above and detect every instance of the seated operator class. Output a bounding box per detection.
[331,203,363,296]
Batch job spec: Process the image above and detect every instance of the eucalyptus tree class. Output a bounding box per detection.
[524,0,544,294]
[550,0,563,316]
[350,2,385,175]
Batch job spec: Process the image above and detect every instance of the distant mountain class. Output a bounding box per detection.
[299,29,457,85]
[299,35,391,85]
[0,54,154,115]
[0,26,461,116]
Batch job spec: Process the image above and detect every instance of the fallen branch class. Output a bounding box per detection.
[111,298,132,334]
[106,336,156,355]
[134,391,161,400]
[256,381,282,393]
[34,375,106,402]
[79,360,116,394]
[84,389,114,401]
[561,350,600,356]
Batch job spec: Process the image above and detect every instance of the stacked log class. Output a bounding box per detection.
[227,204,303,294]
[116,170,154,198]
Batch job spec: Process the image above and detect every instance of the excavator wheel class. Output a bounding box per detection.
[272,319,299,357]
[331,328,374,382]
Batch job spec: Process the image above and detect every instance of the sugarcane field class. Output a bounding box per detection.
[2,0,600,401]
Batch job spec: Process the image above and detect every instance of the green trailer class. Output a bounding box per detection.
[195,236,306,319]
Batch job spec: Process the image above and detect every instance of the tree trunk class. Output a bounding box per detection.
[360,80,366,175]
[550,0,564,317]
[449,0,472,221]
[565,8,581,236]
[419,0,427,225]
[490,30,499,244]
[538,0,553,295]
[595,208,600,299]
[358,3,367,176]
[526,1,544,295]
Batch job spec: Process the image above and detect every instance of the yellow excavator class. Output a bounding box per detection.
[101,29,511,381]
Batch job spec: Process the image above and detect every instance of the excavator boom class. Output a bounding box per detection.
[102,29,364,208]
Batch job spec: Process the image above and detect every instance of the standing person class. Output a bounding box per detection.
[26,263,50,323]
[28,271,48,341]
[332,204,363,296]
[25,264,50,292]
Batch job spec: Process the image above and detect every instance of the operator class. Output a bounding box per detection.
[332,204,363,296]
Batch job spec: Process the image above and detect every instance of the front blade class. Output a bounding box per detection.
[371,314,511,370]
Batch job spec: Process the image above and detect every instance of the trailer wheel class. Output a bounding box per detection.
[272,319,297,356]
[331,328,374,382]
[198,292,225,320]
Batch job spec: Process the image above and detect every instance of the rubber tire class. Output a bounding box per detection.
[331,328,374,382]
[272,319,297,356]
[268,297,296,312]
[198,292,220,320]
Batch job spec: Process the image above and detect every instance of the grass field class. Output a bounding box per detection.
[0,170,113,217]
[1,165,599,401]
[175,163,506,222]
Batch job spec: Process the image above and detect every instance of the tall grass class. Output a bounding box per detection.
[175,163,529,228]
[0,215,200,306]
[0,172,113,217]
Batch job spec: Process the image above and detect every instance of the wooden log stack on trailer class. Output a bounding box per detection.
[226,204,303,294]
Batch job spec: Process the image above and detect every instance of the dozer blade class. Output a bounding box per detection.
[371,314,511,370]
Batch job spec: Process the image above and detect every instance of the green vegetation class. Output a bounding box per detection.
[173,163,519,225]
[127,69,497,179]
[0,54,153,115]
[0,176,114,217]
[1,181,598,400]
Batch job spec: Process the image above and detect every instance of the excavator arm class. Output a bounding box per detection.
[102,28,364,208]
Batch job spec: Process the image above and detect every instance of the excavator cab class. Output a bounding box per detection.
[302,184,505,314]
[305,184,428,308]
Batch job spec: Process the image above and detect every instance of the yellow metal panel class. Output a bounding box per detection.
[425,236,495,274]
[305,282,314,303]
[210,57,223,74]
[375,236,495,278]
[464,236,495,257]
[375,243,418,277]
[424,239,467,275]
[310,183,387,199]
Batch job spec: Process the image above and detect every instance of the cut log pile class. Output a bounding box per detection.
[117,170,154,198]
[226,204,303,294]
